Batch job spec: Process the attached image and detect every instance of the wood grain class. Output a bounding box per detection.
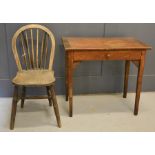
[62,37,151,51]
[73,51,142,61]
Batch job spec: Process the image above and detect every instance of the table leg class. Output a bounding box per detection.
[123,60,130,98]
[134,52,146,115]
[65,53,69,101]
[68,52,74,117]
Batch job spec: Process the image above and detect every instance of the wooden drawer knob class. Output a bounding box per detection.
[107,54,111,57]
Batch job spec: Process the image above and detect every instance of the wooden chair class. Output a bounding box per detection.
[10,24,61,129]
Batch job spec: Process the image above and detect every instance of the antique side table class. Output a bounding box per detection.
[62,37,151,117]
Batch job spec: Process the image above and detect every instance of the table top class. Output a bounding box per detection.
[62,37,151,51]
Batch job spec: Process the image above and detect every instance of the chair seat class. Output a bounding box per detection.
[12,70,55,86]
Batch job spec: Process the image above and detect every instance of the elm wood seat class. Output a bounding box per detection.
[12,70,55,86]
[10,24,61,130]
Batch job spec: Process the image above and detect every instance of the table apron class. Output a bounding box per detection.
[73,51,142,61]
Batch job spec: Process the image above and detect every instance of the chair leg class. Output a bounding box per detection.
[21,86,26,108]
[50,85,61,128]
[10,85,18,130]
[46,86,52,106]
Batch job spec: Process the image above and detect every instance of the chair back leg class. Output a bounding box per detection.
[21,86,26,108]
[46,86,52,106]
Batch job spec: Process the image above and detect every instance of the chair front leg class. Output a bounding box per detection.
[50,85,61,128]
[10,85,19,130]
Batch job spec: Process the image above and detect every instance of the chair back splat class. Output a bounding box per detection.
[12,24,55,71]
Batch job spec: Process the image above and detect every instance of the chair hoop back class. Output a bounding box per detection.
[12,24,55,71]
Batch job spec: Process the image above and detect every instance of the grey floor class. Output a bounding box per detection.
[0,92,155,132]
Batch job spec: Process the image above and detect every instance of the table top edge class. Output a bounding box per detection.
[62,37,152,51]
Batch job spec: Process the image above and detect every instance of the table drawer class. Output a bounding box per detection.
[73,51,142,61]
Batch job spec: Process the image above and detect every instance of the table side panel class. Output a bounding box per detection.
[73,50,142,61]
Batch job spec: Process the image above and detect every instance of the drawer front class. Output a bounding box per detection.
[73,51,142,61]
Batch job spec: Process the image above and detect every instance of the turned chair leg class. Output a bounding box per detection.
[50,85,61,128]
[21,86,26,108]
[46,86,52,106]
[10,85,18,130]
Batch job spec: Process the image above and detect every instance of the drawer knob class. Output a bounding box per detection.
[107,54,111,57]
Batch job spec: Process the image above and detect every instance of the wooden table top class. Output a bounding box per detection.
[62,37,151,51]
